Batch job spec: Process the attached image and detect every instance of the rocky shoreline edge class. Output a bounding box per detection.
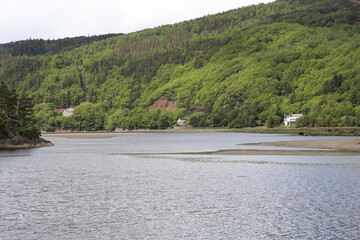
[0,136,54,149]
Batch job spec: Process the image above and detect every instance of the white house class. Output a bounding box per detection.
[63,108,74,117]
[284,113,303,126]
[177,118,188,126]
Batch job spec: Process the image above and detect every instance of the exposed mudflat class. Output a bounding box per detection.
[212,139,360,156]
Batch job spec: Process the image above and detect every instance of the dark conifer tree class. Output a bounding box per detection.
[0,82,40,139]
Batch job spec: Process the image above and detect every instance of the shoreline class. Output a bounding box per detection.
[42,132,146,139]
[170,127,360,136]
[0,137,54,149]
[41,126,360,137]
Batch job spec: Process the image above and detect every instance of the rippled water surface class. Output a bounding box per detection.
[1,132,359,239]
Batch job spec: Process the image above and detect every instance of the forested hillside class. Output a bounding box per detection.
[1,0,359,131]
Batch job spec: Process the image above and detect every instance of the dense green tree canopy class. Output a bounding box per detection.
[0,0,359,130]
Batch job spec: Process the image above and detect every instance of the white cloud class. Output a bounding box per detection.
[0,0,274,43]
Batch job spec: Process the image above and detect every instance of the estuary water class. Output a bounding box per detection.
[0,132,359,239]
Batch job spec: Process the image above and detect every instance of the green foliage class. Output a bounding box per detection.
[266,116,274,128]
[33,103,60,132]
[1,0,359,130]
[0,82,40,139]
[322,73,344,94]
[188,112,208,127]
[105,107,182,130]
[71,102,105,131]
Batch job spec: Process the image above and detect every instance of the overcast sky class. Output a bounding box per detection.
[0,0,275,44]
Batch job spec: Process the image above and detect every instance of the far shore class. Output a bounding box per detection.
[42,132,146,139]
[41,126,360,137]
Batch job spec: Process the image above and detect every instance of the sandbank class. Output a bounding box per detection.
[244,139,360,151]
[42,132,146,139]
[213,149,360,156]
[214,139,360,156]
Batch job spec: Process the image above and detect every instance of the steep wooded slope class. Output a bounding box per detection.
[0,0,359,130]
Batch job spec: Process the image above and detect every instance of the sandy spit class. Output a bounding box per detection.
[214,149,360,156]
[214,139,360,156]
[243,139,360,152]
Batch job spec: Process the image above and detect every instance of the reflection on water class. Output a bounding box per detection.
[0,132,359,239]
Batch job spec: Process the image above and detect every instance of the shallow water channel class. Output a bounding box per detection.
[1,132,359,239]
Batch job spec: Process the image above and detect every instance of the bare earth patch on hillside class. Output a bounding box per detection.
[149,96,177,111]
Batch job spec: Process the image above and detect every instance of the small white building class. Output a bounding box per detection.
[177,118,188,126]
[63,108,74,117]
[284,113,303,126]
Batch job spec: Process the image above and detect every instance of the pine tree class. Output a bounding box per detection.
[17,94,40,139]
[0,82,40,139]
[0,83,17,137]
